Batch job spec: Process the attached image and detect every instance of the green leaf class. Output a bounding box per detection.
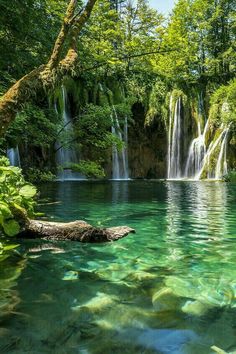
[3,244,19,251]
[3,220,20,237]
[19,185,37,199]
[0,202,13,218]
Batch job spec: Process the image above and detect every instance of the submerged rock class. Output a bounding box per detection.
[71,292,118,313]
[152,287,181,312]
[181,300,213,316]
[62,270,79,281]
[129,271,156,282]
[164,276,236,315]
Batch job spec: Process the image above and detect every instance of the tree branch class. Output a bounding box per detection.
[47,0,78,71]
[83,48,178,72]
[0,0,97,137]
[70,0,97,51]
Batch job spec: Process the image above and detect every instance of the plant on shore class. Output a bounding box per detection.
[0,157,37,237]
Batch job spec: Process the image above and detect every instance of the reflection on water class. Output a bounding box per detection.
[0,181,236,354]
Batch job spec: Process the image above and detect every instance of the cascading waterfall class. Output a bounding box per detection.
[167,97,182,179]
[168,94,230,180]
[185,119,209,178]
[55,86,84,181]
[196,125,230,180]
[215,126,230,179]
[167,95,173,179]
[111,107,129,180]
[7,146,21,167]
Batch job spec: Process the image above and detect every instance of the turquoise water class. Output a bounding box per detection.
[1,181,236,353]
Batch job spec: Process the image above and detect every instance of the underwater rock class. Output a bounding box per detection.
[71,292,118,313]
[62,270,79,281]
[211,346,228,354]
[181,300,213,316]
[152,287,181,312]
[129,271,156,282]
[164,276,235,314]
[165,276,197,299]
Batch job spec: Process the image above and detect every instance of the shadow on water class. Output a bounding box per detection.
[1,181,236,353]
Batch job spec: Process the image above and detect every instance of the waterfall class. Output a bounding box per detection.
[111,107,129,180]
[168,97,182,179]
[167,95,173,179]
[7,146,21,167]
[55,86,85,181]
[167,94,230,180]
[196,125,230,180]
[215,126,230,179]
[185,119,209,178]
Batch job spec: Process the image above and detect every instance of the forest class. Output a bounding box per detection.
[0,0,236,353]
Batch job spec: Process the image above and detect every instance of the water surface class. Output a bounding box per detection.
[1,181,236,354]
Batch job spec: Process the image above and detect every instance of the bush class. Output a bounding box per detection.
[210,80,236,125]
[223,170,236,182]
[0,157,37,237]
[25,168,56,183]
[70,161,105,178]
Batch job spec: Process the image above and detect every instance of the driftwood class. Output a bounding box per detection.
[18,220,135,243]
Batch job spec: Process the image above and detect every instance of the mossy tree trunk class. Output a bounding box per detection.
[0,0,97,137]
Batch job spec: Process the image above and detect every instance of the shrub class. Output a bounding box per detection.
[0,157,37,237]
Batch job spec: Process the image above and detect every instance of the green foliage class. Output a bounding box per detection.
[0,0,69,91]
[223,170,236,182]
[0,157,37,237]
[0,241,19,262]
[156,0,236,85]
[25,168,56,183]
[6,104,59,148]
[210,80,236,125]
[1,0,236,174]
[75,104,114,149]
[70,161,105,178]
[145,80,168,126]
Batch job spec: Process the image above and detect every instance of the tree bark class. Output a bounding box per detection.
[18,219,135,242]
[47,0,78,71]
[0,0,97,137]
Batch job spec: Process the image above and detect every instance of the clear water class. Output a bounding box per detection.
[1,181,236,354]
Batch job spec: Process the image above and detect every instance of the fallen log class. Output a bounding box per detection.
[17,220,135,243]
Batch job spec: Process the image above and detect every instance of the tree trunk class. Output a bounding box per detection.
[17,219,135,242]
[0,0,97,137]
[0,66,45,136]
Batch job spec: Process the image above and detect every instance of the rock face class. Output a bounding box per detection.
[128,103,167,179]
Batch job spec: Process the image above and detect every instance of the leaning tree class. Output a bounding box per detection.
[0,0,135,242]
[0,0,97,137]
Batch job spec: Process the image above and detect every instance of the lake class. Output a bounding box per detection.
[1,181,236,354]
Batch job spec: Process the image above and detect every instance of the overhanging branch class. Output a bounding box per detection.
[83,48,179,72]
